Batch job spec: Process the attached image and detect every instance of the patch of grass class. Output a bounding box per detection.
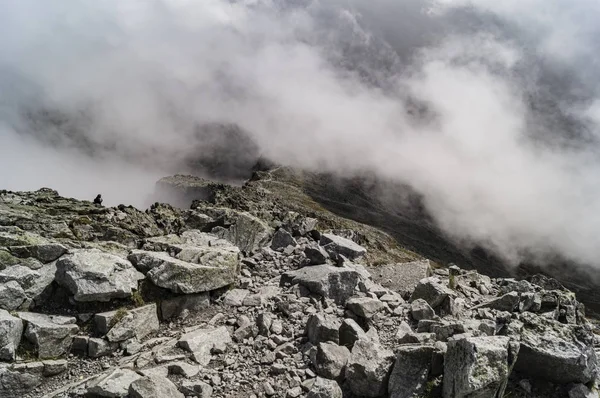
[110,307,128,328]
[131,290,145,307]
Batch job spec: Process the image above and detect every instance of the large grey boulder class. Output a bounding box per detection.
[473,292,520,312]
[371,260,432,297]
[17,312,78,359]
[388,345,434,398]
[306,313,341,345]
[178,326,232,365]
[0,310,22,361]
[87,368,142,397]
[55,249,144,302]
[0,364,43,398]
[97,304,160,342]
[128,236,239,294]
[411,299,435,321]
[307,377,343,398]
[9,243,67,264]
[443,336,518,398]
[339,318,369,349]
[270,229,297,251]
[514,313,597,384]
[129,375,184,398]
[313,342,350,380]
[320,233,366,260]
[410,277,455,309]
[281,265,361,304]
[346,297,385,319]
[345,339,395,397]
[0,263,56,310]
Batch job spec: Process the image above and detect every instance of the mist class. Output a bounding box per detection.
[1,0,600,269]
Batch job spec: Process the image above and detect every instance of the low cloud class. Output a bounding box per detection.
[1,0,600,268]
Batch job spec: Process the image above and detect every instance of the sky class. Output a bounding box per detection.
[1,0,600,268]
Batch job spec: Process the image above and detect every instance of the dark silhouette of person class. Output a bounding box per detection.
[93,194,103,206]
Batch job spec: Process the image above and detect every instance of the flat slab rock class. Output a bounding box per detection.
[371,260,432,297]
[95,304,160,342]
[129,374,184,398]
[87,368,142,397]
[128,237,239,294]
[178,326,232,365]
[281,264,361,305]
[55,249,144,302]
[17,312,78,359]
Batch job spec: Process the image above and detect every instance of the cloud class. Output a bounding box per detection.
[1,0,600,268]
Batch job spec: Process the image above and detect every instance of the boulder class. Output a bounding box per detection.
[88,337,118,358]
[128,244,239,294]
[0,263,57,309]
[371,260,432,297]
[0,281,27,311]
[345,339,395,397]
[346,297,385,319]
[270,229,297,251]
[514,313,597,384]
[42,359,68,377]
[395,321,421,345]
[306,313,341,345]
[388,345,434,398]
[307,377,343,398]
[9,243,67,264]
[339,318,369,349]
[410,277,455,309]
[304,245,329,265]
[474,292,520,312]
[411,298,435,321]
[313,342,350,380]
[129,375,185,398]
[223,289,250,307]
[55,249,144,302]
[87,368,142,397]
[18,312,78,359]
[179,380,214,397]
[281,265,361,305]
[568,384,596,398]
[102,304,160,342]
[320,233,366,260]
[178,326,232,365]
[0,364,43,398]
[443,336,518,398]
[0,310,22,361]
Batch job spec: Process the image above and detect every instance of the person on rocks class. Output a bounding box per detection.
[93,194,103,206]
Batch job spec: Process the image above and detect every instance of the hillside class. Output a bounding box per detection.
[0,174,597,398]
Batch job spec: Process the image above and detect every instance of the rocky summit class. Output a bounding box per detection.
[0,179,598,398]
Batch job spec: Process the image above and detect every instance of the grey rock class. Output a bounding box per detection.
[0,263,57,309]
[443,336,518,398]
[87,368,142,397]
[160,293,210,320]
[42,359,68,376]
[88,337,118,358]
[0,309,23,361]
[128,243,239,294]
[223,289,250,307]
[514,313,597,384]
[281,265,361,304]
[257,312,274,336]
[371,260,432,297]
[339,318,369,349]
[346,297,385,319]
[0,280,27,310]
[320,234,366,260]
[304,245,329,265]
[568,384,596,398]
[313,342,350,380]
[396,321,420,345]
[178,326,232,365]
[271,229,297,251]
[18,312,78,359]
[55,249,144,302]
[411,298,435,321]
[345,339,395,397]
[474,292,520,312]
[307,377,343,398]
[388,345,434,398]
[306,313,341,345]
[410,277,455,309]
[101,304,160,342]
[0,365,43,398]
[168,361,200,378]
[129,375,185,398]
[180,380,214,397]
[71,335,88,356]
[9,243,67,263]
[201,208,273,253]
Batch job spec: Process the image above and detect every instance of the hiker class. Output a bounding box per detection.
[93,194,103,206]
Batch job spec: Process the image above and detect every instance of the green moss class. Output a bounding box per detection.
[131,290,145,307]
[110,307,128,328]
[0,250,19,267]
